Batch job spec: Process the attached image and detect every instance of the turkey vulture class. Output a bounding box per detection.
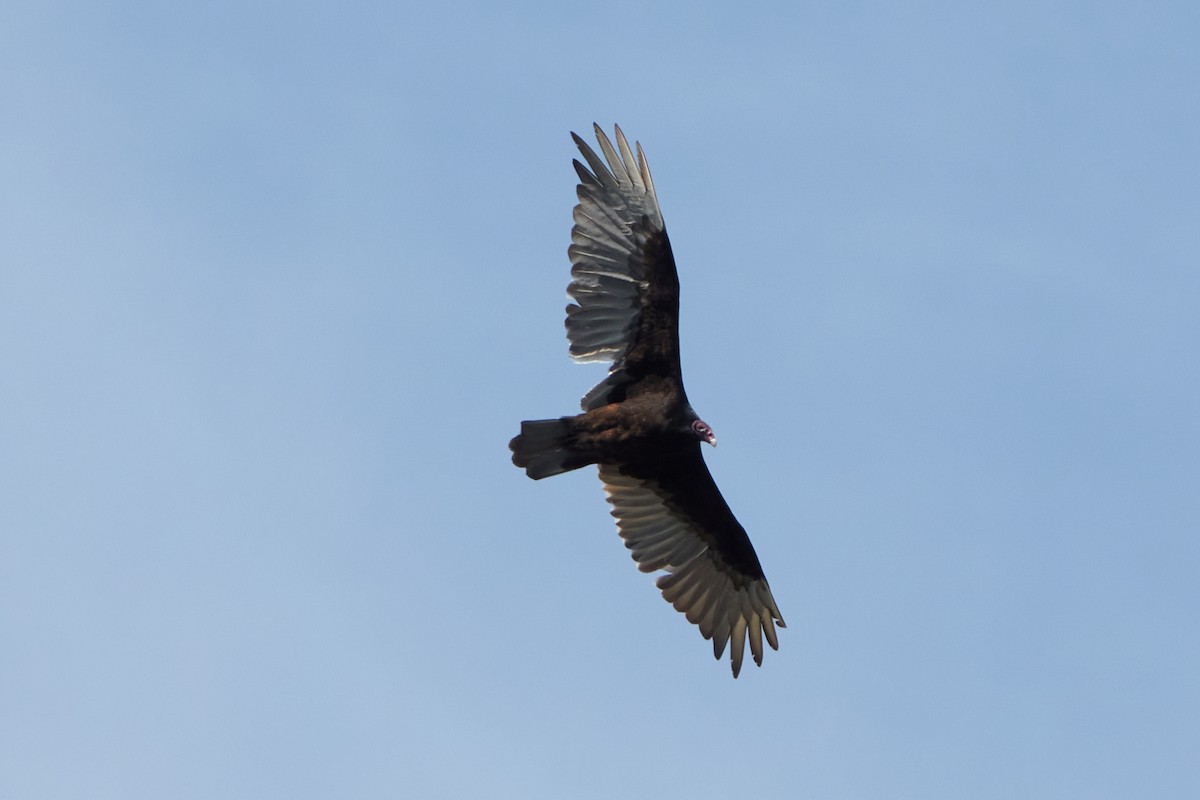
[509,124,785,677]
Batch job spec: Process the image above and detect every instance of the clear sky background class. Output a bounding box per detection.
[3,2,1198,798]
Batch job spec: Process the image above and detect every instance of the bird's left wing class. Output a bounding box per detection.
[566,124,684,410]
[598,454,785,677]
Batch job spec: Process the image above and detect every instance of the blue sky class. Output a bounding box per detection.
[3,2,1198,797]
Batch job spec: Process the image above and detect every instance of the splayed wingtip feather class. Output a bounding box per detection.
[729,616,748,678]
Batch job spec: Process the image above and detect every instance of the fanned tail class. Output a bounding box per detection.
[509,418,592,479]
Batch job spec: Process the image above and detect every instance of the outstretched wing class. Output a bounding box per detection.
[598,454,786,677]
[566,124,685,410]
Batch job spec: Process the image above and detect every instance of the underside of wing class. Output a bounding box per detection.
[598,457,785,677]
[566,125,682,410]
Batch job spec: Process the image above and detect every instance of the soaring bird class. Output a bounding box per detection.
[510,124,784,677]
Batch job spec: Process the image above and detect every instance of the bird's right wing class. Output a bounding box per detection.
[566,124,685,410]
[598,452,785,677]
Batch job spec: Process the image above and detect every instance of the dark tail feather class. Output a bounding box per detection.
[510,418,591,479]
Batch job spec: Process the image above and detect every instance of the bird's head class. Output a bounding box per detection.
[691,418,717,447]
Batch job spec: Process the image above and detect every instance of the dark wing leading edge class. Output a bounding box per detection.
[565,124,684,410]
[599,454,786,677]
